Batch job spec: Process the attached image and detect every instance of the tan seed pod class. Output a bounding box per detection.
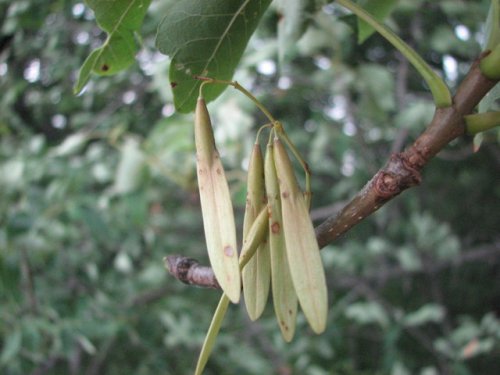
[265,143,298,342]
[242,143,271,320]
[273,136,328,334]
[195,97,240,303]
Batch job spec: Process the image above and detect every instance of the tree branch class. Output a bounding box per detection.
[165,53,498,288]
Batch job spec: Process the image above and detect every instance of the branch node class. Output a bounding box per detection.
[375,171,401,199]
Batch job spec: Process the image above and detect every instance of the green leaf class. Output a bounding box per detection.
[478,78,500,113]
[74,0,152,94]
[345,301,389,327]
[112,137,146,195]
[156,0,272,113]
[484,0,500,50]
[0,329,22,365]
[277,0,313,63]
[357,0,398,44]
[404,304,445,327]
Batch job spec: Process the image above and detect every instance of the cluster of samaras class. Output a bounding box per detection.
[195,88,327,341]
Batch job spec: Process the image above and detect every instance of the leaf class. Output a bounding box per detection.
[357,0,398,44]
[276,0,313,63]
[0,329,22,365]
[358,63,396,112]
[195,98,240,303]
[51,132,89,157]
[74,0,152,94]
[478,78,500,113]
[112,137,146,195]
[484,0,500,50]
[403,304,445,327]
[345,301,389,327]
[156,0,272,113]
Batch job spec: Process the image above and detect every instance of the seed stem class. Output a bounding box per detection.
[195,76,276,123]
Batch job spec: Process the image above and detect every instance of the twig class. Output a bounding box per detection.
[164,256,220,289]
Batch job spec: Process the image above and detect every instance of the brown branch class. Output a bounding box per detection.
[165,54,498,288]
[164,256,220,289]
[315,54,498,248]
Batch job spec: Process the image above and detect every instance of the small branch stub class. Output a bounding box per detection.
[164,255,220,289]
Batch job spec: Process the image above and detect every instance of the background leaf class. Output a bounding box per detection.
[155,0,272,113]
[357,0,398,44]
[74,0,152,94]
[276,0,314,64]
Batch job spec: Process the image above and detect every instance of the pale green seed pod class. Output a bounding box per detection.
[242,143,271,320]
[195,97,240,303]
[239,207,269,268]
[265,143,298,342]
[273,136,328,334]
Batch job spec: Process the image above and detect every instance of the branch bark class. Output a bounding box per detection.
[165,53,498,288]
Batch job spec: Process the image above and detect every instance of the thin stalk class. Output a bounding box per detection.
[195,77,277,123]
[336,0,452,108]
[465,112,500,135]
[194,294,230,375]
[255,123,273,145]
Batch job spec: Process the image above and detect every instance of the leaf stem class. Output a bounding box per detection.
[480,43,500,79]
[336,0,452,108]
[255,123,273,145]
[465,112,500,135]
[195,77,277,123]
[194,294,230,375]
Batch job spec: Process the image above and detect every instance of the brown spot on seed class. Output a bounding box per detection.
[271,222,281,234]
[224,245,234,257]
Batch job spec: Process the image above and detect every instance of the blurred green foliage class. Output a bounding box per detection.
[1,1,499,374]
